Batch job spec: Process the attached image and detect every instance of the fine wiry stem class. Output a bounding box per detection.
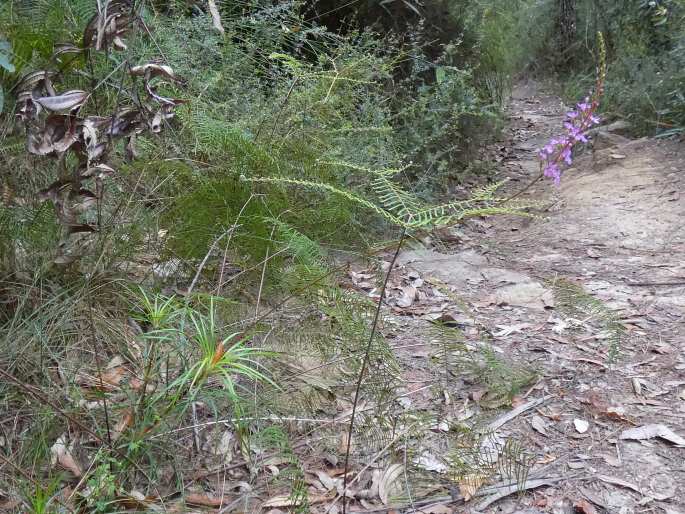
[341,227,407,514]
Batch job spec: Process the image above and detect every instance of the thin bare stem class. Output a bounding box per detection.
[341,227,407,514]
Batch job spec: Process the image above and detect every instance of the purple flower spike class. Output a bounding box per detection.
[537,91,601,185]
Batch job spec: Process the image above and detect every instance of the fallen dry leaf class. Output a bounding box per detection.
[50,435,83,477]
[596,474,674,501]
[619,424,685,446]
[262,493,330,508]
[531,415,549,436]
[185,493,233,507]
[111,409,134,442]
[493,323,530,337]
[378,463,403,505]
[396,285,417,308]
[573,419,589,434]
[414,451,447,473]
[314,470,337,491]
[573,498,598,514]
[602,453,621,467]
[458,474,486,501]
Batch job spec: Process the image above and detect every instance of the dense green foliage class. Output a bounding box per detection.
[1,0,526,284]
[521,0,685,135]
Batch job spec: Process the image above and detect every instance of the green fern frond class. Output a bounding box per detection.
[409,204,534,228]
[243,174,535,231]
[372,175,422,219]
[470,179,509,200]
[318,160,411,177]
[241,175,406,227]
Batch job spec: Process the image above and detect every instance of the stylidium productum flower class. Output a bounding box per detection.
[538,33,606,185]
[538,99,601,185]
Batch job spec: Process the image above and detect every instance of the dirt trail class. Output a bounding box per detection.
[369,81,685,513]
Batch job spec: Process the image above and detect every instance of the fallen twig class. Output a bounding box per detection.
[474,477,562,510]
[347,475,563,513]
[626,281,685,287]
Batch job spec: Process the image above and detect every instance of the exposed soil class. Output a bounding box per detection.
[367,80,685,513]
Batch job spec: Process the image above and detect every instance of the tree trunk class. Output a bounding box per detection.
[558,0,577,51]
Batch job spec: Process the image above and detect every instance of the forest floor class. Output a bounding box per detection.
[347,80,685,514]
[4,81,684,514]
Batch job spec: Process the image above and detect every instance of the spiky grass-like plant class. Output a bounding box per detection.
[179,301,276,398]
[131,287,179,331]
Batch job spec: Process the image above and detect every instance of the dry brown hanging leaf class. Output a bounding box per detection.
[83,0,132,51]
[81,163,116,180]
[27,114,79,155]
[34,90,89,112]
[130,63,180,82]
[52,43,83,59]
[13,70,57,95]
[104,108,142,137]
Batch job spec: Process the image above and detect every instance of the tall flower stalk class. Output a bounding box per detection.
[539,33,607,185]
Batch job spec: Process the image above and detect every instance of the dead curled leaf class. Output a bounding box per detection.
[50,435,83,477]
[130,63,180,82]
[27,114,79,156]
[34,90,89,112]
[83,0,132,51]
